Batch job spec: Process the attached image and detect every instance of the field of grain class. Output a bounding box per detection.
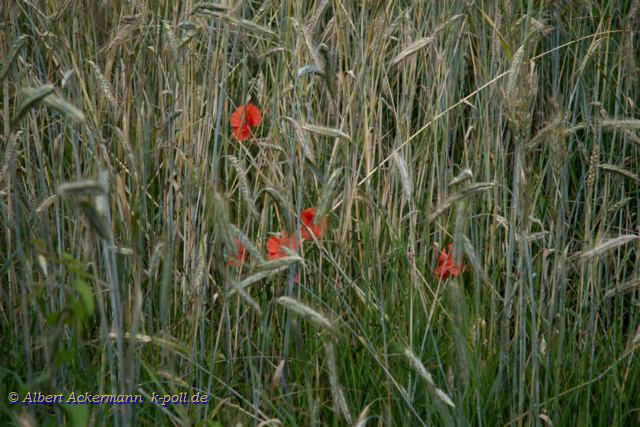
[1,1,640,426]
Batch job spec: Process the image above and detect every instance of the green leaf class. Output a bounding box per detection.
[54,349,75,366]
[301,123,351,141]
[0,35,28,82]
[12,84,85,129]
[19,371,51,397]
[12,84,55,127]
[46,311,62,326]
[69,297,86,320]
[478,8,512,60]
[64,404,89,427]
[72,279,95,317]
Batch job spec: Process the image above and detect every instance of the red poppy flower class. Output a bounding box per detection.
[228,238,248,267]
[266,234,298,261]
[230,103,262,141]
[232,126,253,141]
[434,243,463,280]
[299,208,324,241]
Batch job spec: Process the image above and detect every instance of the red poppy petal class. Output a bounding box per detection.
[241,126,253,140]
[435,264,449,279]
[449,265,462,276]
[230,106,245,128]
[266,233,299,260]
[236,239,248,262]
[233,125,252,141]
[434,264,442,276]
[435,244,459,279]
[300,208,324,240]
[245,104,262,127]
[301,208,315,226]
[300,227,311,241]
[283,235,297,252]
[267,248,285,260]
[266,236,281,254]
[228,238,248,267]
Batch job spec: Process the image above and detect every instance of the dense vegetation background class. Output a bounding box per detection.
[2,0,640,425]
